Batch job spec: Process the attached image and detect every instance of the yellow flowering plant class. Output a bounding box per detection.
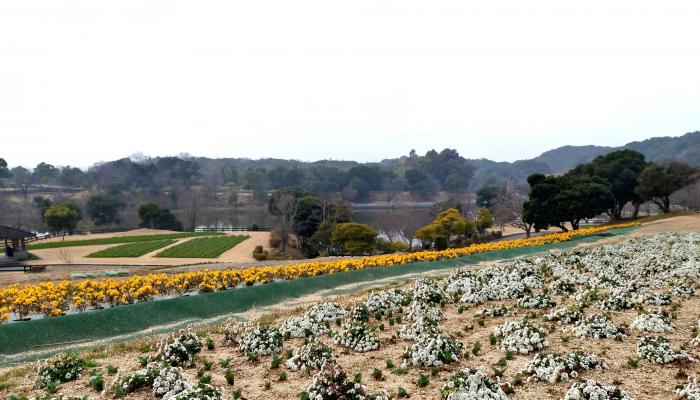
[0,223,636,322]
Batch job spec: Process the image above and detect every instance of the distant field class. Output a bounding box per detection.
[156,235,249,258]
[86,239,177,258]
[27,232,223,250]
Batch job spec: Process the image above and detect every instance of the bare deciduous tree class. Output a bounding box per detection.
[181,188,205,230]
[270,193,299,252]
[396,207,432,250]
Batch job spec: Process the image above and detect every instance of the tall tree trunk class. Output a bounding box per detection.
[632,201,641,218]
[662,197,671,213]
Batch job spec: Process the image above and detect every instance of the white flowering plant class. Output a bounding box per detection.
[405,331,462,368]
[517,293,556,309]
[476,305,512,318]
[572,314,627,340]
[677,378,700,400]
[406,300,443,321]
[285,339,336,373]
[549,280,577,296]
[439,367,507,400]
[365,289,410,316]
[153,327,202,367]
[221,319,252,346]
[280,315,330,338]
[544,304,584,325]
[333,322,380,352]
[35,352,85,388]
[636,336,692,364]
[413,278,447,304]
[398,317,440,341]
[110,363,159,395]
[153,365,191,398]
[306,302,347,322]
[167,383,224,400]
[347,303,371,324]
[305,362,389,400]
[630,311,674,333]
[523,352,607,383]
[239,324,283,357]
[562,380,633,400]
[492,320,548,354]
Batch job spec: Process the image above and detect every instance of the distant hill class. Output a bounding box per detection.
[531,145,611,172]
[466,131,700,188]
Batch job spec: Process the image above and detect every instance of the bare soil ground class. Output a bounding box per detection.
[2,214,700,399]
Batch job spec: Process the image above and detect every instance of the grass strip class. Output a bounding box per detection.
[27,232,223,250]
[86,240,177,258]
[156,235,249,258]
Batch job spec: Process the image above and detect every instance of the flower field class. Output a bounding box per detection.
[0,224,636,323]
[4,229,700,399]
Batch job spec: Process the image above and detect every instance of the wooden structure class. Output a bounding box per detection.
[0,225,35,254]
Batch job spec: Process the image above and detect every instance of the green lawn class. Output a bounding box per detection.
[156,235,249,258]
[86,239,177,258]
[27,232,223,250]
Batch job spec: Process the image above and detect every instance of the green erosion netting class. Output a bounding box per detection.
[0,227,636,362]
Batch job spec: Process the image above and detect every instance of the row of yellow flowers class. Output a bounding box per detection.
[0,223,638,322]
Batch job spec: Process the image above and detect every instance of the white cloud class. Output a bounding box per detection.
[1,0,699,168]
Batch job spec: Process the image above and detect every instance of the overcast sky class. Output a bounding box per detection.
[2,1,700,169]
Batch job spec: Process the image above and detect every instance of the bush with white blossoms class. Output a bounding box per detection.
[413,278,447,304]
[347,303,371,323]
[492,320,548,354]
[398,317,440,341]
[677,378,700,400]
[517,293,556,309]
[630,311,673,333]
[35,352,85,388]
[549,279,577,296]
[167,383,224,400]
[221,319,252,346]
[406,300,443,321]
[523,352,607,383]
[153,366,191,398]
[544,304,584,325]
[671,283,695,298]
[239,324,283,356]
[365,289,409,316]
[280,315,329,338]
[476,305,512,318]
[110,363,159,395]
[644,293,672,306]
[572,315,627,340]
[598,292,640,311]
[691,320,700,347]
[439,367,507,400]
[285,339,336,373]
[562,380,633,400]
[305,362,389,400]
[333,322,379,352]
[153,327,202,367]
[636,335,692,364]
[306,302,346,322]
[405,331,461,368]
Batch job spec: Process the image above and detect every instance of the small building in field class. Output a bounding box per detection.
[0,225,36,259]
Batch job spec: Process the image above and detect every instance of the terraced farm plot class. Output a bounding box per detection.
[155,235,249,258]
[86,239,176,258]
[27,232,223,250]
